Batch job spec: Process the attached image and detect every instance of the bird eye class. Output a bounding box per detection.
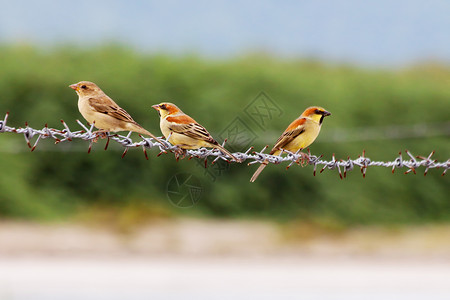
[81,85,87,89]
[160,104,166,110]
[315,109,321,114]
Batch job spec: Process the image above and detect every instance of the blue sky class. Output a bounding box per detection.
[1,0,449,66]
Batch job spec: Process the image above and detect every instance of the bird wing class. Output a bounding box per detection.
[166,115,218,144]
[88,97,136,124]
[270,117,306,154]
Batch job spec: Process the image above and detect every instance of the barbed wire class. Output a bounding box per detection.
[0,112,448,178]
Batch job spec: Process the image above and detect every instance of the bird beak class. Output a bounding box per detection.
[151,105,159,111]
[323,110,331,116]
[69,84,78,91]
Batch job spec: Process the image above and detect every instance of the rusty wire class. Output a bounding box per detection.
[0,112,448,178]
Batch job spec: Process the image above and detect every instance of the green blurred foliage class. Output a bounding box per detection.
[0,44,449,225]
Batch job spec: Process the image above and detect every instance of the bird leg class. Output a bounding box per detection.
[296,151,310,167]
[93,130,109,139]
[173,146,187,161]
[89,130,109,143]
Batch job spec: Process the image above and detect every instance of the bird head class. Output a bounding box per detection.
[69,81,103,97]
[152,102,181,118]
[301,106,331,125]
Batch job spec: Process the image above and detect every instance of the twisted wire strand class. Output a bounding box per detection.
[0,112,448,178]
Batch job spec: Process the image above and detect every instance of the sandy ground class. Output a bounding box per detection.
[0,219,449,299]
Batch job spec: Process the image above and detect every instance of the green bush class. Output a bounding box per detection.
[0,45,448,224]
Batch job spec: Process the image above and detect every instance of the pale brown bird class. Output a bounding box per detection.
[69,81,162,143]
[152,102,238,161]
[250,106,331,182]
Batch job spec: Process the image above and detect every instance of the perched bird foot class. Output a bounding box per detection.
[297,152,310,167]
[173,146,187,161]
[90,130,108,143]
[93,130,109,139]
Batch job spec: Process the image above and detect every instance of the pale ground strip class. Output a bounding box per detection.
[0,219,449,300]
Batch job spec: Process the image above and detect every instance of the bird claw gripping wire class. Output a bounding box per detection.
[173,147,187,162]
[285,149,309,170]
[0,112,449,177]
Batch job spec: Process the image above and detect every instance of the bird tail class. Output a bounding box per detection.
[250,159,269,182]
[131,123,163,144]
[214,144,238,162]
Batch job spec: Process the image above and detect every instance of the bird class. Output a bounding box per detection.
[152,102,238,162]
[69,81,162,143]
[250,106,331,182]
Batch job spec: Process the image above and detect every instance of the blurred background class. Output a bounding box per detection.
[0,0,449,299]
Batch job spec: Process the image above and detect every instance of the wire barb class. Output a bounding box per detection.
[0,113,449,178]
